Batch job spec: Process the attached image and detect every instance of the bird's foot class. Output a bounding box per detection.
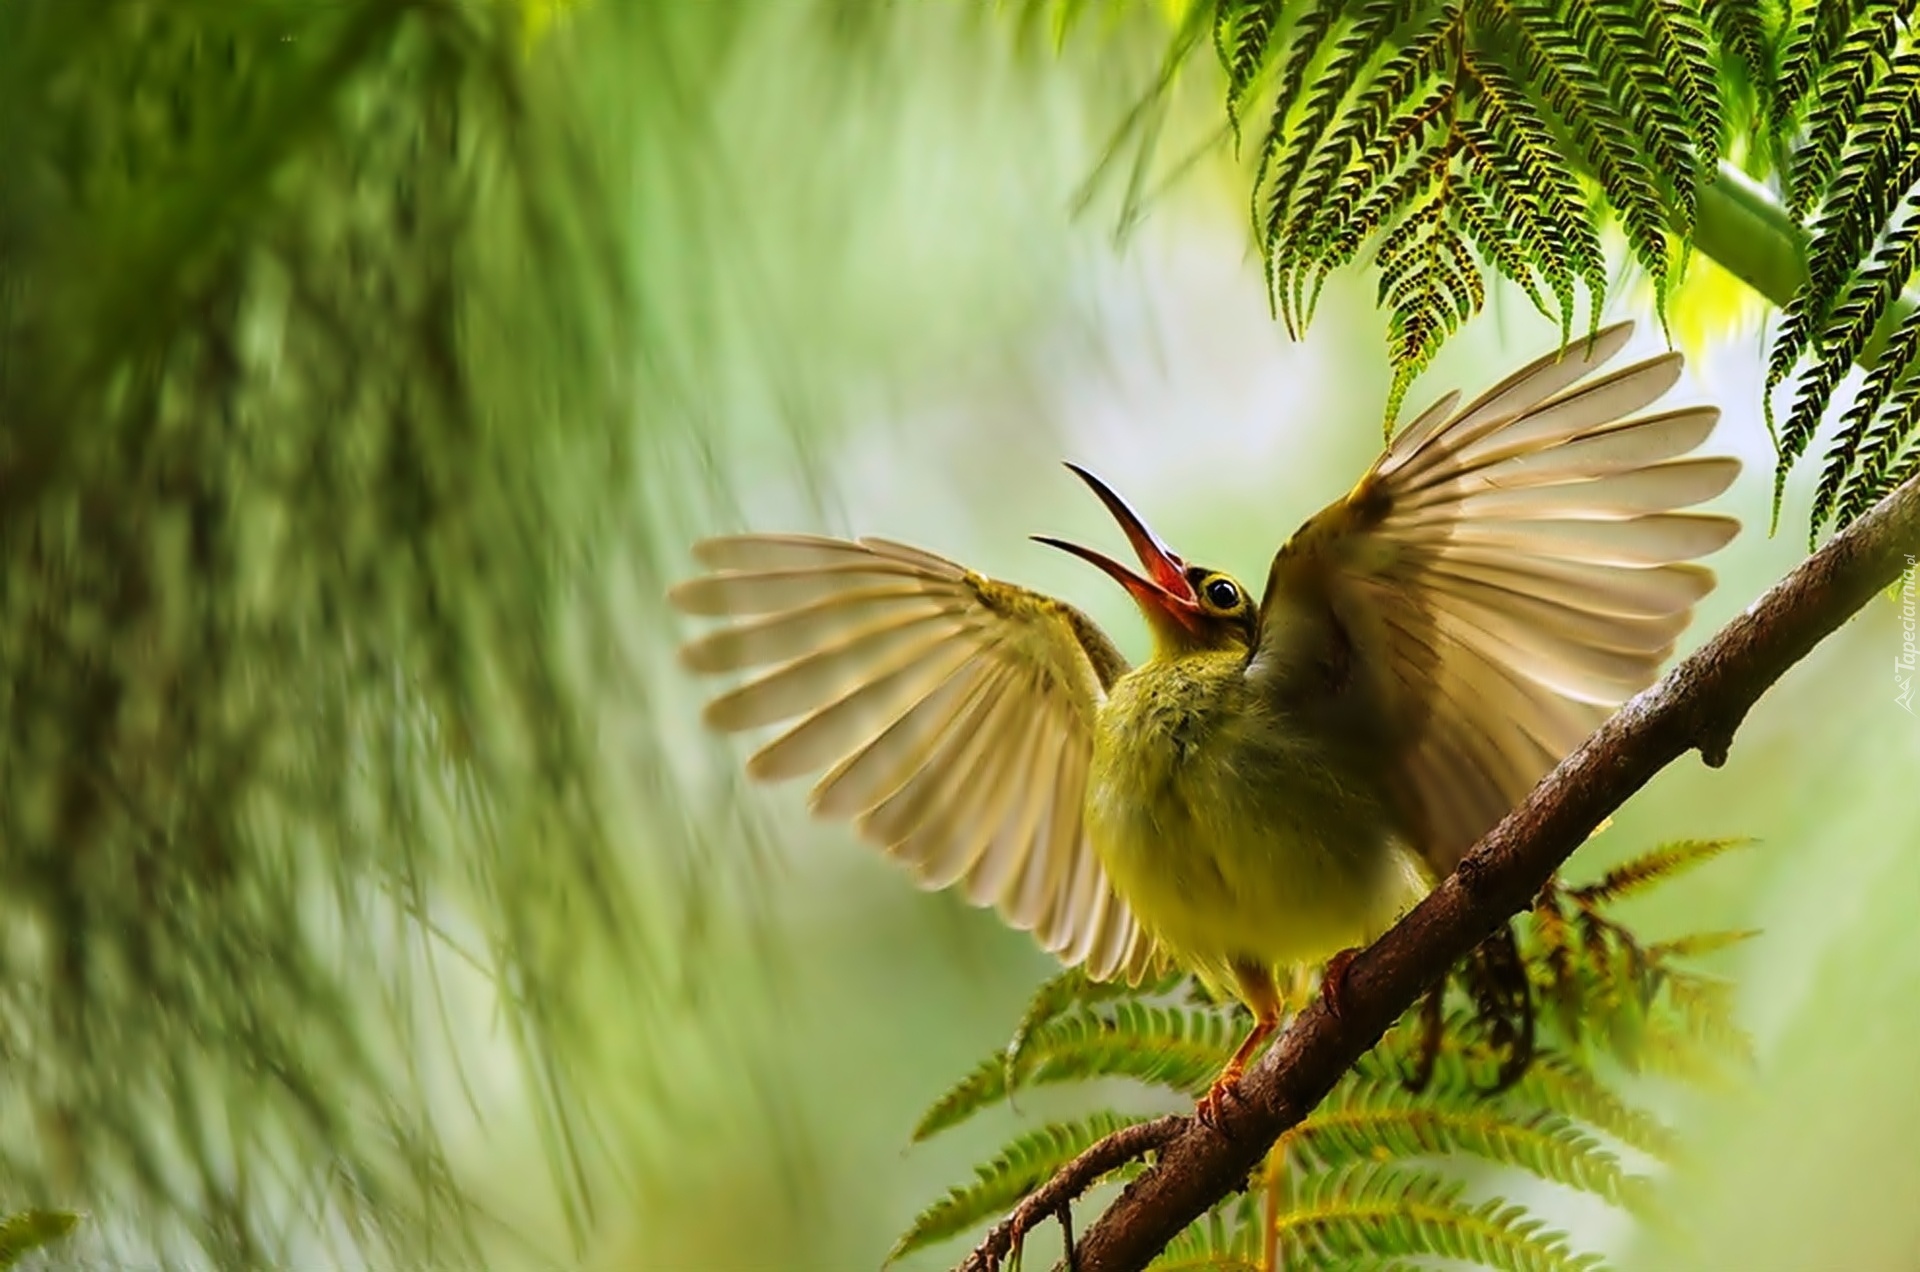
[1319,948,1359,1019]
[1196,1062,1246,1132]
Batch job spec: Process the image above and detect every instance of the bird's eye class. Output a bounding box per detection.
[1204,577,1240,610]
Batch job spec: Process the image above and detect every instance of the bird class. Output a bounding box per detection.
[666,322,1740,1119]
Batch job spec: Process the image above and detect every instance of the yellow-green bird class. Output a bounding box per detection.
[668,323,1739,1115]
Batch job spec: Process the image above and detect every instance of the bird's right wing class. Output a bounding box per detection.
[670,534,1158,982]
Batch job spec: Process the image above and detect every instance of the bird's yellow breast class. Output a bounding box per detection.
[1086,650,1427,984]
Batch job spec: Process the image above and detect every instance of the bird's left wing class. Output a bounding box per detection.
[1248,324,1740,874]
[669,534,1158,981]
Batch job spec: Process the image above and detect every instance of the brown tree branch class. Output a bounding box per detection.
[956,468,1920,1272]
[957,1115,1184,1272]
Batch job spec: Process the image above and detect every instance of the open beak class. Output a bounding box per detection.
[1034,463,1203,632]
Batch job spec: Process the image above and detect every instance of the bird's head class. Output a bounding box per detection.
[1036,463,1258,659]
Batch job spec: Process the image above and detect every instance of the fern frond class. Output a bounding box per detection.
[890,1113,1148,1261]
[1003,966,1184,1092]
[1706,0,1777,119]
[1259,0,1421,330]
[1017,1000,1237,1096]
[1840,348,1920,527]
[1215,0,1281,143]
[1641,0,1722,175]
[1569,837,1751,906]
[1822,298,1920,530]
[1780,45,1920,447]
[1452,175,1557,322]
[1561,0,1703,226]
[1148,1202,1261,1271]
[1464,51,1608,325]
[1659,969,1755,1069]
[1776,0,1874,126]
[915,998,1237,1140]
[1296,1079,1652,1211]
[1247,0,1340,228]
[1279,1166,1605,1272]
[1503,0,1675,296]
[1792,4,1909,217]
[915,1053,1013,1142]
[1379,194,1485,423]
[1805,197,1920,527]
[1282,7,1459,302]
[1515,1052,1679,1160]
[1645,928,1762,961]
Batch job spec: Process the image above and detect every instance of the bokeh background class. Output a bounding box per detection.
[6,1,1918,1269]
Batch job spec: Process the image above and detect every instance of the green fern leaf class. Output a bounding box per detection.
[1796,45,1920,330]
[1280,1166,1606,1272]
[1821,300,1920,530]
[1807,199,1920,528]
[1248,0,1348,272]
[1281,7,1459,307]
[1296,1078,1653,1211]
[1464,50,1609,325]
[915,970,1210,1139]
[915,1053,1012,1142]
[1873,429,1920,507]
[1642,0,1722,173]
[890,1113,1148,1261]
[1559,0,1703,226]
[1840,357,1920,528]
[1293,85,1456,318]
[1645,928,1763,961]
[1021,1000,1238,1095]
[1569,837,1751,906]
[1777,0,1872,126]
[1259,0,1418,329]
[1149,1202,1261,1271]
[916,998,1237,1141]
[1215,0,1281,142]
[1449,175,1557,321]
[1377,196,1484,424]
[1505,0,1675,296]
[1791,4,1908,217]
[1515,1052,1680,1160]
[1635,971,1754,1081]
[1003,967,1184,1092]
[1706,0,1778,117]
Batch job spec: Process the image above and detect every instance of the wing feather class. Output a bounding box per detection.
[1256,323,1739,870]
[671,534,1155,979]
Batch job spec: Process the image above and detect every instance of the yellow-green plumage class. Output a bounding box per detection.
[667,322,1741,1100]
[1089,648,1428,989]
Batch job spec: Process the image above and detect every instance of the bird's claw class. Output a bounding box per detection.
[1320,948,1359,1019]
[1196,1063,1245,1132]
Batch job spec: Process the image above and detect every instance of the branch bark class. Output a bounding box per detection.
[955,465,1920,1272]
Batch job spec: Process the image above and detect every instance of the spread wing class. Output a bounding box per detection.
[1251,322,1741,872]
[669,534,1159,981]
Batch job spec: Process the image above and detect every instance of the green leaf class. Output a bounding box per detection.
[1568,837,1752,906]
[1279,1166,1606,1272]
[1214,0,1280,142]
[913,996,1234,1140]
[1377,196,1484,425]
[1297,1079,1653,1212]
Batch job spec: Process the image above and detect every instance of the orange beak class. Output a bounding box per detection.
[1035,463,1204,634]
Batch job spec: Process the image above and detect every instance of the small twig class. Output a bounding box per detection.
[959,1115,1183,1272]
[952,467,1920,1272]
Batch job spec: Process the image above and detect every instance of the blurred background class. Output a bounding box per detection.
[3,1,1916,1269]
